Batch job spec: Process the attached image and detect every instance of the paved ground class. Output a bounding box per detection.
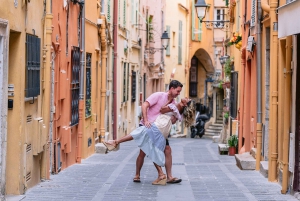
[17,138,297,201]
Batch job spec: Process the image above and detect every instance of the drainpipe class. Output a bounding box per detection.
[44,0,53,179]
[268,0,278,182]
[255,0,263,171]
[77,0,85,163]
[113,0,118,139]
[100,14,107,142]
[281,36,292,194]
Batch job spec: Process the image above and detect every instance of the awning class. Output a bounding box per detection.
[278,1,300,38]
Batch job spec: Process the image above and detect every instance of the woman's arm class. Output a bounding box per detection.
[159,98,174,114]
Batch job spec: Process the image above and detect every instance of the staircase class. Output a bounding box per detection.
[204,115,223,138]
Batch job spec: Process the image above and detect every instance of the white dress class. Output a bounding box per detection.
[130,103,182,167]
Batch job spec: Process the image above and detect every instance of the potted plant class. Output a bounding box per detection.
[227,135,238,156]
[223,112,229,124]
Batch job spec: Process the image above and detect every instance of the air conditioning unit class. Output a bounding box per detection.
[246,36,255,52]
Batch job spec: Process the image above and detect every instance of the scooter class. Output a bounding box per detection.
[190,104,209,138]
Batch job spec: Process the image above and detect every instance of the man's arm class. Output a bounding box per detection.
[141,101,151,128]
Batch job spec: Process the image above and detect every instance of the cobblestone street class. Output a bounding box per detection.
[18,138,297,201]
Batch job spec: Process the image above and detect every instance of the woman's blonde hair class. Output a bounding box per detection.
[182,101,196,127]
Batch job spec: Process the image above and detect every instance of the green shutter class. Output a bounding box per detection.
[118,0,120,23]
[198,19,202,41]
[127,63,130,101]
[123,0,126,26]
[178,20,182,65]
[131,0,134,23]
[236,1,240,32]
[166,26,170,56]
[192,0,195,41]
[107,0,111,22]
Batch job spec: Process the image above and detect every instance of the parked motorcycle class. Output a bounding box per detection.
[190,103,209,138]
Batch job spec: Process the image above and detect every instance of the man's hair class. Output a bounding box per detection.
[169,80,183,90]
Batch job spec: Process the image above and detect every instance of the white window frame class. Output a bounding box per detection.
[214,8,225,28]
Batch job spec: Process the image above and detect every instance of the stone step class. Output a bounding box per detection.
[216,121,223,124]
[260,161,268,178]
[235,152,256,170]
[211,123,223,128]
[207,126,222,131]
[250,148,257,159]
[206,129,221,135]
[218,143,229,155]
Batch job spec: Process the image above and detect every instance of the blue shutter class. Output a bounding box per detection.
[166,26,170,56]
[178,21,182,64]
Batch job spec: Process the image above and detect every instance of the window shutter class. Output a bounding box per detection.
[166,25,170,56]
[178,20,182,64]
[131,0,134,23]
[236,0,240,32]
[127,63,129,101]
[123,0,126,26]
[132,70,136,102]
[118,0,121,23]
[192,0,195,40]
[26,34,41,98]
[123,62,126,102]
[250,0,256,27]
[107,0,111,22]
[189,57,198,97]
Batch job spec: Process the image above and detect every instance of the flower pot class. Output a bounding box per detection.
[228,146,236,156]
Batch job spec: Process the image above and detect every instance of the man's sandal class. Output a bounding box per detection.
[103,140,118,151]
[167,177,182,184]
[133,176,141,183]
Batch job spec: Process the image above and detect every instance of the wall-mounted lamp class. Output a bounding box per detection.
[145,31,170,54]
[219,55,230,65]
[195,0,230,28]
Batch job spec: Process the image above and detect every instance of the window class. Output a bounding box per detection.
[172,32,176,47]
[107,0,111,23]
[70,46,80,126]
[189,57,198,97]
[214,9,225,28]
[123,0,126,26]
[178,20,182,65]
[166,26,170,56]
[85,53,92,117]
[25,34,41,98]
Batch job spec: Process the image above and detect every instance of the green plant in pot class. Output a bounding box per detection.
[223,112,229,124]
[227,135,238,156]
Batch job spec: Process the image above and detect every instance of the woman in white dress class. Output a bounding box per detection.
[103,98,195,185]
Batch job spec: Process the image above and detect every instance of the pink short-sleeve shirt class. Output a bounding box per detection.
[140,92,175,125]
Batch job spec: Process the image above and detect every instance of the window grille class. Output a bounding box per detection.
[178,20,182,64]
[230,72,238,118]
[70,47,80,126]
[189,57,198,97]
[85,53,92,117]
[25,34,41,98]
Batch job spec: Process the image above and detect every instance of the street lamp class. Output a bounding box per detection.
[195,0,230,28]
[219,55,230,65]
[145,31,170,54]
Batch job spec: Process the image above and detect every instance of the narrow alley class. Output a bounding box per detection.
[17,138,297,201]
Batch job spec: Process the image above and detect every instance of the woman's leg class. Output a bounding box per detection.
[104,134,133,148]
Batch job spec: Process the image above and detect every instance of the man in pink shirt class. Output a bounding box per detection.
[134,80,183,184]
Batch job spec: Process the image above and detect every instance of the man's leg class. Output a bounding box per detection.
[165,139,182,183]
[134,149,146,182]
